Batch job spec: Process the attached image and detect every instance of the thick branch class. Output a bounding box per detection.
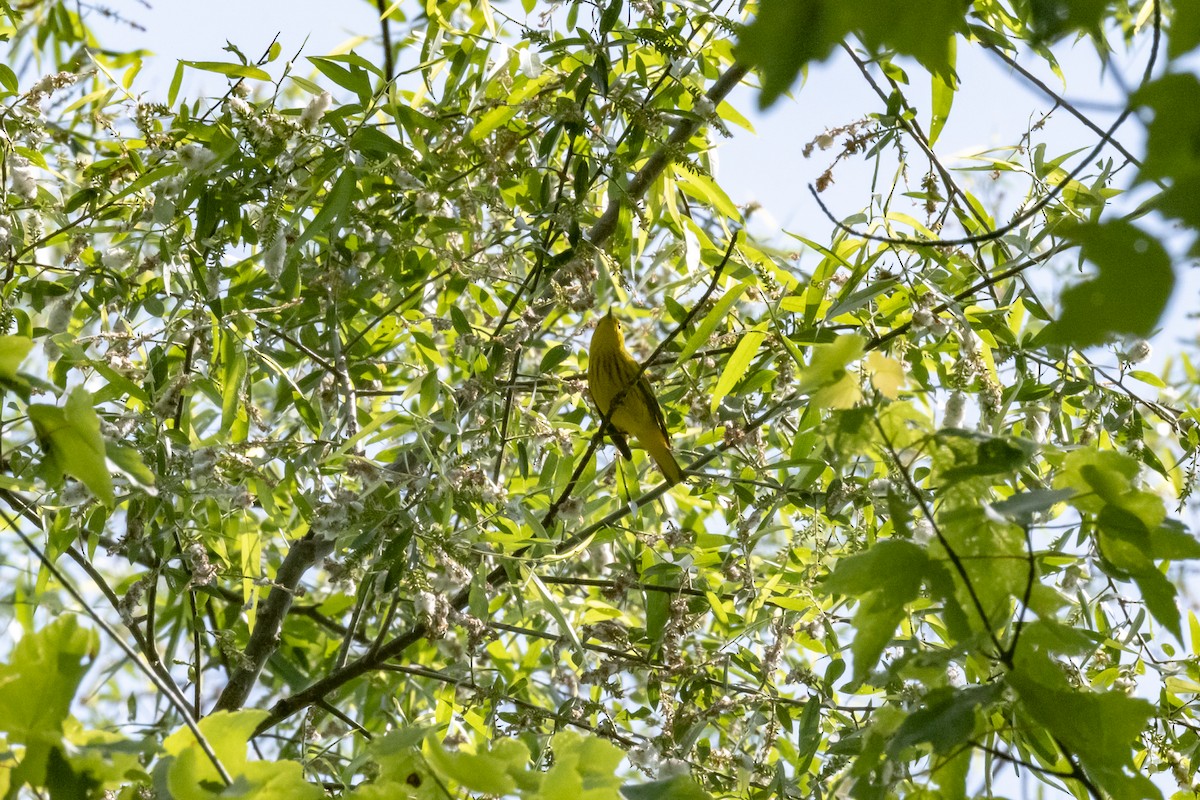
[213,533,334,712]
[587,62,750,246]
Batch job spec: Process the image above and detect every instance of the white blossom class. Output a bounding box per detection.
[518,48,543,79]
[393,167,422,189]
[178,145,216,172]
[943,391,966,429]
[8,157,38,200]
[869,479,892,496]
[25,71,77,106]
[910,308,934,333]
[668,57,694,79]
[103,248,133,270]
[1123,339,1152,364]
[151,191,176,224]
[263,234,287,278]
[228,95,253,117]
[300,91,332,130]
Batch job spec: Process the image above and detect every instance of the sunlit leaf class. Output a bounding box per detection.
[28,388,114,506]
[0,335,32,379]
[710,323,767,412]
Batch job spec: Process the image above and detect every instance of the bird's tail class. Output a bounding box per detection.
[641,433,684,486]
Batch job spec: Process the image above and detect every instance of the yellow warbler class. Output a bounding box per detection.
[587,309,684,486]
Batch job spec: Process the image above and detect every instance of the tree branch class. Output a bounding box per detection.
[213,533,334,712]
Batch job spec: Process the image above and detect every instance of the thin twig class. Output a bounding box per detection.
[810,1,1162,250]
[1,509,232,786]
[378,662,643,748]
[868,243,1066,349]
[983,43,1148,177]
[1003,524,1037,665]
[375,0,394,82]
[873,419,1009,662]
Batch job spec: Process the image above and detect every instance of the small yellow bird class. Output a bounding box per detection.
[587,309,684,486]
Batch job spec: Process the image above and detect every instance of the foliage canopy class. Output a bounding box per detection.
[1,1,1199,799]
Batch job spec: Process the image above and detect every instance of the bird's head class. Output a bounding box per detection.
[592,308,625,349]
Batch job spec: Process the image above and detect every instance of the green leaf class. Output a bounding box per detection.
[928,37,956,146]
[0,616,97,742]
[932,746,970,800]
[28,388,115,506]
[0,334,32,379]
[677,284,746,364]
[794,698,823,775]
[1126,369,1165,388]
[0,618,99,798]
[825,277,899,319]
[672,165,741,221]
[990,488,1075,521]
[888,685,1002,755]
[537,730,624,800]
[526,568,583,658]
[539,343,572,373]
[738,0,965,108]
[1008,652,1157,800]
[369,728,435,787]
[937,431,1034,482]
[852,0,963,82]
[1042,220,1174,347]
[295,168,358,250]
[1054,448,1140,514]
[1148,521,1200,560]
[350,127,408,158]
[167,60,184,106]
[710,323,767,412]
[106,442,156,494]
[44,746,101,800]
[1132,567,1181,640]
[797,333,865,410]
[164,710,323,800]
[219,331,248,439]
[425,735,528,795]
[1028,0,1108,43]
[621,775,713,800]
[179,60,271,81]
[0,64,18,94]
[163,709,263,771]
[1018,619,1102,656]
[737,0,834,107]
[1133,73,1200,235]
[936,506,1029,622]
[309,56,373,104]
[820,539,928,681]
[599,0,623,34]
[1169,0,1200,58]
[470,69,556,141]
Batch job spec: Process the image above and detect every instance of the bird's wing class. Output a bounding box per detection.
[637,373,671,440]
